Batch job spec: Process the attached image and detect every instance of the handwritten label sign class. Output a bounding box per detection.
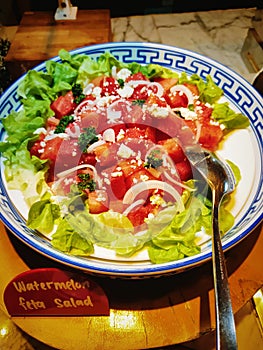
[4,268,109,316]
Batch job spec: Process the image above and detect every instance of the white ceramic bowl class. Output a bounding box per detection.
[0,42,262,278]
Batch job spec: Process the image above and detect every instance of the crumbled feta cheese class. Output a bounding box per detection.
[147,105,170,118]
[140,174,149,182]
[104,178,111,185]
[107,109,122,123]
[150,194,165,206]
[103,128,115,142]
[45,133,69,141]
[209,120,220,126]
[83,83,94,95]
[93,86,102,98]
[117,68,132,81]
[176,107,197,120]
[34,127,47,135]
[117,144,135,158]
[96,192,106,202]
[137,158,143,166]
[117,85,134,98]
[147,213,155,219]
[116,129,125,141]
[111,171,123,177]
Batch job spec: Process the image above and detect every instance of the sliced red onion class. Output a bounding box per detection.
[122,199,145,216]
[52,164,101,191]
[74,99,95,116]
[163,171,195,191]
[106,99,132,123]
[66,124,81,138]
[170,85,194,105]
[122,180,185,212]
[86,139,106,153]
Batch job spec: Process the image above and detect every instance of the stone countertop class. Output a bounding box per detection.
[111,8,258,83]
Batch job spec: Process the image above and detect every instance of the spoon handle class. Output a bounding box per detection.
[212,199,238,350]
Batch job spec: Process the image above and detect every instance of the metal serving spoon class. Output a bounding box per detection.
[186,148,238,350]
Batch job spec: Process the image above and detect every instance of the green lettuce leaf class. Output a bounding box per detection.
[76,52,128,86]
[0,110,44,151]
[147,193,234,264]
[51,219,94,256]
[48,200,148,258]
[58,49,88,69]
[148,241,200,264]
[45,59,78,93]
[27,199,60,234]
[227,159,241,185]
[2,139,49,206]
[212,102,250,130]
[17,70,55,101]
[179,73,223,104]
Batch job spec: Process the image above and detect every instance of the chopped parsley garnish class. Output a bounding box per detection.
[74,94,85,104]
[117,79,125,88]
[54,115,75,134]
[77,173,96,192]
[132,99,145,107]
[78,127,99,152]
[145,149,163,168]
[72,83,85,104]
[72,83,83,96]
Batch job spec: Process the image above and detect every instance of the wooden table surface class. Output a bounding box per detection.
[0,220,262,349]
[5,10,112,81]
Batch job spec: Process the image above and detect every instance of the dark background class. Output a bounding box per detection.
[1,0,262,25]
[28,1,263,17]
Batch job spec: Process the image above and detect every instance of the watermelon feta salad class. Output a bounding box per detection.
[0,49,250,263]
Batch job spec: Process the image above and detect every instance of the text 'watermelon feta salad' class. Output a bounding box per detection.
[0,50,249,263]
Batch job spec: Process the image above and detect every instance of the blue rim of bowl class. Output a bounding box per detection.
[0,42,262,278]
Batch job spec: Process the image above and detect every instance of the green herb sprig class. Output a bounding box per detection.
[78,127,99,152]
[77,173,96,192]
[54,115,75,134]
[145,149,163,169]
